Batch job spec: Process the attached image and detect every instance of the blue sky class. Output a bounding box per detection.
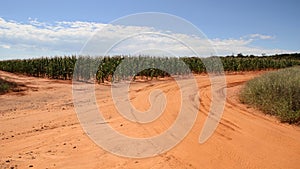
[0,0,299,59]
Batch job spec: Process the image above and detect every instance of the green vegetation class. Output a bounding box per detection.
[0,77,17,94]
[240,67,300,124]
[0,53,299,83]
[0,56,77,80]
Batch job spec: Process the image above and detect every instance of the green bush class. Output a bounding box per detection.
[240,67,300,124]
[0,78,17,94]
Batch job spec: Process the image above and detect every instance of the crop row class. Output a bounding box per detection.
[0,54,299,83]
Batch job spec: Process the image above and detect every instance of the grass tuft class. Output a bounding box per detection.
[240,67,300,124]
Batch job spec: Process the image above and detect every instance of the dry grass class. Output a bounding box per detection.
[240,67,300,124]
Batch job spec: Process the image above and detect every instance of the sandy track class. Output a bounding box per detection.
[0,71,299,169]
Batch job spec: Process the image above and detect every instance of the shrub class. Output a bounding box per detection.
[240,67,300,124]
[0,78,17,94]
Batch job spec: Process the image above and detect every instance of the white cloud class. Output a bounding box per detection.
[0,18,105,53]
[0,17,298,60]
[247,33,275,40]
[210,35,294,56]
[0,44,11,49]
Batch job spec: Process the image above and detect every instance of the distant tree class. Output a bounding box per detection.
[237,53,244,58]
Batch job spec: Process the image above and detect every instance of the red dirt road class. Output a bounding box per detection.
[0,71,300,169]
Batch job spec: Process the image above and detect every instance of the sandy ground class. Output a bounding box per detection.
[0,70,300,169]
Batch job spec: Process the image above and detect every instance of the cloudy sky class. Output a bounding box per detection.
[0,0,299,60]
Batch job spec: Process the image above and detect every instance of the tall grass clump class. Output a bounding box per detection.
[240,67,300,124]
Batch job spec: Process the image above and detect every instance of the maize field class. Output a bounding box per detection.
[0,54,299,83]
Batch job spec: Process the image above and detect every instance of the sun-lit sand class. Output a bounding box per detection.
[1,70,300,169]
